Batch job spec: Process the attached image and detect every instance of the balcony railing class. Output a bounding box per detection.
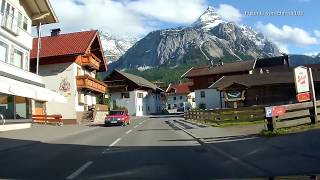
[78,54,101,70]
[1,13,19,36]
[76,75,107,93]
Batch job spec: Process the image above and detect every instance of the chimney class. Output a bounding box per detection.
[51,28,61,36]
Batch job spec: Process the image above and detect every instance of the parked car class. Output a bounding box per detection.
[105,110,130,126]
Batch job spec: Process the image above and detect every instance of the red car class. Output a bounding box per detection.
[105,110,130,126]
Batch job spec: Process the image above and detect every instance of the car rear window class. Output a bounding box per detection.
[109,111,124,115]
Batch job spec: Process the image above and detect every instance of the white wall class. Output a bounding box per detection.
[187,92,196,109]
[144,92,161,115]
[166,94,188,109]
[0,60,42,84]
[195,89,223,109]
[0,0,35,85]
[110,91,136,116]
[39,62,77,119]
[0,0,33,50]
[110,90,162,116]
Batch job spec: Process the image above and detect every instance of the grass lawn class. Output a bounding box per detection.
[259,123,320,137]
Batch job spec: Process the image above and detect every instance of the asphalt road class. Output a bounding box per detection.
[0,116,319,179]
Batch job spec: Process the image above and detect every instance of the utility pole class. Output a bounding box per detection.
[309,68,318,124]
[36,22,42,75]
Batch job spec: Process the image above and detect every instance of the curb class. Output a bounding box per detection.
[171,120,270,177]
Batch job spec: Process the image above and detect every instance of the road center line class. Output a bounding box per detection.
[134,125,139,128]
[66,161,93,180]
[125,129,133,134]
[109,138,121,147]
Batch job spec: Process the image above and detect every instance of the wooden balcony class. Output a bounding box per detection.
[76,75,107,93]
[77,54,101,70]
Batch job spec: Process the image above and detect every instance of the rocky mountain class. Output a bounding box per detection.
[289,54,320,67]
[109,6,281,71]
[100,32,136,63]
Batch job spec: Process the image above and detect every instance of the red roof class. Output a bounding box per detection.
[166,82,193,94]
[30,30,98,59]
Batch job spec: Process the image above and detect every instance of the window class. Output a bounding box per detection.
[179,103,183,107]
[1,0,5,14]
[22,17,28,31]
[173,96,176,100]
[121,92,129,98]
[11,49,23,68]
[200,91,205,98]
[15,96,29,119]
[180,96,182,100]
[17,12,22,28]
[192,98,195,102]
[0,93,14,119]
[0,94,30,120]
[173,104,177,108]
[77,67,81,76]
[0,41,8,62]
[138,93,143,98]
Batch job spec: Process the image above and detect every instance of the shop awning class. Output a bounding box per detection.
[0,76,67,103]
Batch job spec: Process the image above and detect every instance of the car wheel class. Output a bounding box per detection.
[122,122,126,126]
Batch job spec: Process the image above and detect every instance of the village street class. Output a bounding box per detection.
[0,115,320,179]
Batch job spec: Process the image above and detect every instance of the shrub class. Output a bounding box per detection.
[199,103,206,110]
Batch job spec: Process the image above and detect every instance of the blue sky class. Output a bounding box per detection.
[45,0,320,55]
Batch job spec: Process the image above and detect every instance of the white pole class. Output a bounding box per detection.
[309,68,318,123]
[36,22,42,75]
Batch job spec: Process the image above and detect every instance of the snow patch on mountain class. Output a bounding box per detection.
[192,6,225,30]
[100,32,137,62]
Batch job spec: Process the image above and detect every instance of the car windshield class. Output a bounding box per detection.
[109,111,124,115]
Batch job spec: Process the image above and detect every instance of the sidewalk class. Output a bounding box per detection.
[174,119,320,176]
[0,124,99,152]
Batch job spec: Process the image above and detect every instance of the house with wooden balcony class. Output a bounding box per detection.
[104,70,163,116]
[30,29,108,124]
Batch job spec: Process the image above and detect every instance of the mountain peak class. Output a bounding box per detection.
[192,6,224,29]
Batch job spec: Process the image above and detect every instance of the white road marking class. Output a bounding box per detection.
[66,161,93,179]
[139,122,143,125]
[125,129,133,134]
[134,125,139,128]
[109,138,121,147]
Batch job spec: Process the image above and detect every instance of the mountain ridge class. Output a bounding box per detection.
[108,6,281,72]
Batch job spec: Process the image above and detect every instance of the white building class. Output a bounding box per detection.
[0,0,63,131]
[104,70,163,116]
[30,30,108,124]
[165,82,195,112]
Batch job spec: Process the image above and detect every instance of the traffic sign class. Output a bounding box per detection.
[296,92,311,102]
[294,66,310,93]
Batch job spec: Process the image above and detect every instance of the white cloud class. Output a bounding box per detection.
[314,30,320,38]
[41,0,207,38]
[304,51,320,56]
[216,4,242,23]
[42,0,149,38]
[127,0,206,24]
[256,22,318,47]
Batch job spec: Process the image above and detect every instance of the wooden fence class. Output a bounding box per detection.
[184,106,265,125]
[264,100,319,131]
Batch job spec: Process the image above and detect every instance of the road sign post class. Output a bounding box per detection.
[308,68,318,124]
